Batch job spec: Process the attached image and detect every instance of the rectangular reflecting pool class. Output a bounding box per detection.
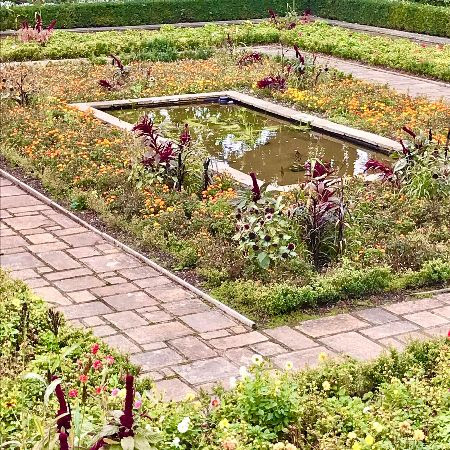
[110,101,390,186]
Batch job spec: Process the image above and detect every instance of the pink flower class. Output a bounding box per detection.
[91,343,100,355]
[95,386,103,395]
[111,388,119,397]
[79,374,88,384]
[105,355,115,365]
[134,400,142,409]
[68,389,78,398]
[92,359,103,371]
[210,396,221,408]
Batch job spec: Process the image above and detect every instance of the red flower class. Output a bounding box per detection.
[68,389,78,398]
[79,374,88,383]
[92,359,103,371]
[105,355,115,365]
[447,329,450,339]
[95,386,104,395]
[210,396,221,408]
[91,343,100,355]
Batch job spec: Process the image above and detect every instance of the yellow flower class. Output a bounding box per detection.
[218,418,230,429]
[322,381,331,391]
[373,421,383,433]
[364,434,374,446]
[413,429,425,441]
[184,392,196,401]
[351,443,362,450]
[318,352,328,363]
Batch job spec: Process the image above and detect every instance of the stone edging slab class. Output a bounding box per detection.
[0,168,257,329]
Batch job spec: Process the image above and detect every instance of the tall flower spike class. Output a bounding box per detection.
[52,376,71,433]
[119,374,135,436]
[59,432,69,450]
[249,172,261,202]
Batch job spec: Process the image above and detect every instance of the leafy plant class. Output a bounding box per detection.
[18,13,56,45]
[233,173,297,269]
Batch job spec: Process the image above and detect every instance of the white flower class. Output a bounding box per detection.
[284,361,293,370]
[322,381,331,391]
[373,421,383,433]
[229,376,237,388]
[239,366,250,379]
[177,417,190,434]
[251,354,263,365]
[171,437,181,447]
[363,406,371,414]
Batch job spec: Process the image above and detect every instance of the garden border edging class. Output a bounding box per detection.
[0,168,257,329]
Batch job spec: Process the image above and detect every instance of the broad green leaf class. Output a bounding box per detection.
[44,378,61,405]
[121,436,135,450]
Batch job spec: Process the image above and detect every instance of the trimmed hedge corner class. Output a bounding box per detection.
[1,0,449,37]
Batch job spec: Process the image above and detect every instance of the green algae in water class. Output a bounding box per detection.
[111,103,389,186]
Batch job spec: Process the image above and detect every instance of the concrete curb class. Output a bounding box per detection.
[0,168,257,329]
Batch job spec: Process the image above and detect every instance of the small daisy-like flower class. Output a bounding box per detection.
[110,388,119,397]
[251,354,263,365]
[348,431,357,440]
[218,418,230,429]
[413,429,425,441]
[322,381,331,391]
[284,361,293,370]
[364,434,374,445]
[177,417,190,434]
[318,352,328,363]
[239,366,250,379]
[171,437,180,447]
[229,376,237,388]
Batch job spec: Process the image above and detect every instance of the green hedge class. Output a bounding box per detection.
[0,0,307,30]
[1,0,449,37]
[311,0,450,37]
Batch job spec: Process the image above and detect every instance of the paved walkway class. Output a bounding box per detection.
[1,175,449,400]
[253,45,450,103]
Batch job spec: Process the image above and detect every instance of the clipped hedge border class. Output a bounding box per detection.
[1,0,449,37]
[312,0,450,37]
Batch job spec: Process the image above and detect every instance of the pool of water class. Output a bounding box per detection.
[111,102,389,186]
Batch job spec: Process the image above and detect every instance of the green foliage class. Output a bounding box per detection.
[1,22,449,82]
[2,271,449,448]
[1,0,449,37]
[310,0,450,37]
[213,259,450,318]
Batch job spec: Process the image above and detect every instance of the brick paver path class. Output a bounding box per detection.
[1,175,449,400]
[253,45,450,103]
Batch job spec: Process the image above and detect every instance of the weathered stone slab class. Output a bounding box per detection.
[265,326,318,350]
[0,252,43,270]
[131,348,184,371]
[60,232,105,247]
[180,311,235,333]
[103,291,158,311]
[104,311,148,329]
[272,346,333,370]
[355,307,398,325]
[81,254,141,273]
[37,250,81,271]
[59,301,113,319]
[155,378,195,402]
[103,334,141,354]
[163,298,210,316]
[126,321,192,344]
[209,332,267,350]
[320,332,384,360]
[173,357,238,385]
[54,275,104,292]
[361,321,420,340]
[296,314,367,338]
[384,298,445,315]
[404,311,448,328]
[33,286,72,306]
[170,336,217,360]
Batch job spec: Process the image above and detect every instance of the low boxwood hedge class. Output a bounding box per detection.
[1,0,449,37]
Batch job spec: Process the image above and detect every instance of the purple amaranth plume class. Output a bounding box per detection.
[52,376,71,434]
[59,432,69,450]
[119,375,135,436]
[249,172,261,202]
[402,126,416,139]
[256,75,286,91]
[238,52,262,66]
[304,159,333,179]
[268,9,278,23]
[364,159,394,179]
[35,12,43,33]
[293,45,305,65]
[180,123,191,147]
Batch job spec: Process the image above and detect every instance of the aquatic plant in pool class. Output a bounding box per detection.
[111,102,389,186]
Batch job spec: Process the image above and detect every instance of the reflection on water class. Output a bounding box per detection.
[111,103,389,186]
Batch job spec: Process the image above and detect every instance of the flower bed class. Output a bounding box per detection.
[1,55,449,324]
[1,21,450,81]
[1,271,449,448]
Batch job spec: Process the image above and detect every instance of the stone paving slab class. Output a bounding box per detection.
[1,176,449,400]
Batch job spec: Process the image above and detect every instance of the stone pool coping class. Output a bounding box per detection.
[71,91,402,189]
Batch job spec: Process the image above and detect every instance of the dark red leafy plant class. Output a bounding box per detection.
[238,52,263,66]
[250,172,261,202]
[364,159,394,181]
[256,75,286,91]
[18,13,56,44]
[133,115,176,168]
[98,79,114,90]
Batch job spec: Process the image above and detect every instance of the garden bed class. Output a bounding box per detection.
[2,271,449,448]
[1,21,450,82]
[1,54,449,324]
